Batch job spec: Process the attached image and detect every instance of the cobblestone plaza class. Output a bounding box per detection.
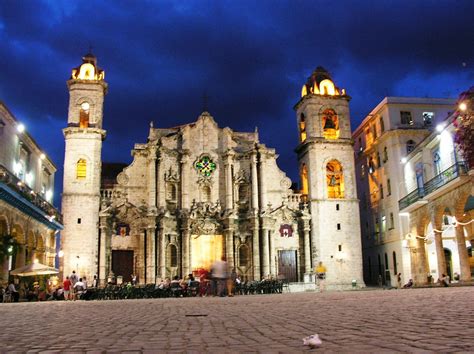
[1,287,473,353]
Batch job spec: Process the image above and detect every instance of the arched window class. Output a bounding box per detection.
[326,160,344,198]
[168,244,178,267]
[299,113,307,142]
[166,183,177,201]
[202,186,211,202]
[76,159,87,179]
[79,102,90,128]
[238,184,248,203]
[406,140,416,154]
[322,109,339,140]
[239,244,249,267]
[319,79,336,96]
[300,164,308,195]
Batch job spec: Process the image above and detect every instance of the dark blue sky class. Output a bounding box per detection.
[1,0,473,206]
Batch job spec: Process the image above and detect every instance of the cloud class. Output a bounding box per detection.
[1,0,473,205]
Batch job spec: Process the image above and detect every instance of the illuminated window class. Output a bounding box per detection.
[76,159,87,179]
[382,215,386,233]
[322,109,339,140]
[300,164,308,195]
[380,117,385,132]
[79,102,90,128]
[380,184,384,199]
[406,140,416,154]
[400,111,413,125]
[433,151,441,175]
[194,155,216,177]
[319,79,336,96]
[326,160,344,198]
[299,113,307,142]
[372,124,377,139]
[239,245,249,267]
[376,152,381,167]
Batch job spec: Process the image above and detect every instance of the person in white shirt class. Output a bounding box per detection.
[73,278,87,300]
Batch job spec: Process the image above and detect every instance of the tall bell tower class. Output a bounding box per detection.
[61,53,107,281]
[295,67,364,289]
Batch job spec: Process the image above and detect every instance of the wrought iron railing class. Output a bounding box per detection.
[0,164,63,224]
[398,162,467,210]
[423,162,468,196]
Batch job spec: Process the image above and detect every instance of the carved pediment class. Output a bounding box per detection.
[190,218,222,235]
[190,200,222,219]
[233,169,248,184]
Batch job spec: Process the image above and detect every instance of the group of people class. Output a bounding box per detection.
[154,257,241,297]
[61,271,99,300]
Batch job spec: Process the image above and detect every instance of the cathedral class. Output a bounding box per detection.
[61,54,364,289]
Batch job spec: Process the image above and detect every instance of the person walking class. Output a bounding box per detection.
[212,257,228,297]
[69,270,78,299]
[7,281,19,302]
[396,273,402,289]
[63,276,71,301]
[315,261,327,292]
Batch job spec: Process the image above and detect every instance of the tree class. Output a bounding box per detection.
[0,234,18,262]
[454,87,474,168]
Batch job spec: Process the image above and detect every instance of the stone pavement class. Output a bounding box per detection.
[1,287,473,353]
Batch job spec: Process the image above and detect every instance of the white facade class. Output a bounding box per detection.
[352,97,456,286]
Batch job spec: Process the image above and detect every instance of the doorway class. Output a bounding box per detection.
[190,234,224,272]
[112,250,134,283]
[444,248,452,279]
[278,250,298,282]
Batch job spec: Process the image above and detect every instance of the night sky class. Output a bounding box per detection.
[1,0,473,207]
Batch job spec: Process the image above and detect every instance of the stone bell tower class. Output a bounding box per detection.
[294,67,364,289]
[61,53,107,281]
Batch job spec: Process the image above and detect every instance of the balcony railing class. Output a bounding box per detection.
[0,164,63,224]
[398,162,468,211]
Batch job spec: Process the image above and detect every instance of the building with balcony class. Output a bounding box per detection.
[0,101,63,286]
[352,97,456,286]
[397,91,473,285]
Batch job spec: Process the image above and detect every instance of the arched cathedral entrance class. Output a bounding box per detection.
[191,234,224,272]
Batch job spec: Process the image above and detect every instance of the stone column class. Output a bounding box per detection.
[258,151,267,210]
[180,152,190,210]
[182,227,191,276]
[224,152,234,210]
[146,226,156,284]
[432,222,446,279]
[159,226,166,279]
[414,236,429,285]
[455,223,470,281]
[99,224,108,286]
[225,228,235,268]
[268,230,275,276]
[251,153,259,211]
[261,227,270,277]
[156,155,165,207]
[252,221,260,280]
[148,148,157,209]
[304,227,311,274]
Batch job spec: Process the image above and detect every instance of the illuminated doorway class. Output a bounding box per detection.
[191,234,224,272]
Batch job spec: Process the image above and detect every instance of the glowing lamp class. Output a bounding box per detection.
[34,258,39,264]
[40,153,46,160]
[459,102,467,111]
[17,123,25,133]
[401,157,407,164]
[436,124,444,132]
[58,250,64,258]
[81,102,90,111]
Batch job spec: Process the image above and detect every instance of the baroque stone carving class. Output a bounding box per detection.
[116,172,129,186]
[164,167,180,182]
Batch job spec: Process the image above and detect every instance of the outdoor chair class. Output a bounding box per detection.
[187,281,200,297]
[170,282,183,297]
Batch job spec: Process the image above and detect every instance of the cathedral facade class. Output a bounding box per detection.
[61,55,364,289]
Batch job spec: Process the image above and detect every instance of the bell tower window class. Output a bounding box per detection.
[300,164,309,195]
[322,109,340,140]
[326,160,344,199]
[79,102,90,128]
[299,113,307,142]
[76,159,87,179]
